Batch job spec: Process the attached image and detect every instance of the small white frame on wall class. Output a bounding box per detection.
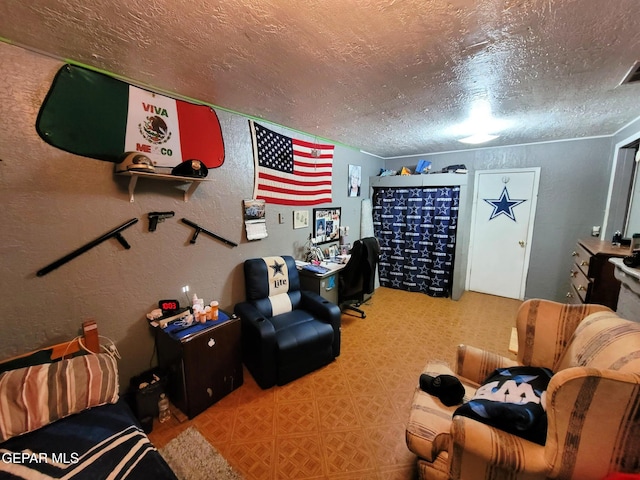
[293,210,309,229]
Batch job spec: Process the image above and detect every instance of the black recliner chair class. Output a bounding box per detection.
[234,255,341,389]
[338,236,380,318]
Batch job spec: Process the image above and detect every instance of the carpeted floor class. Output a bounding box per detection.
[159,427,243,480]
[149,287,521,479]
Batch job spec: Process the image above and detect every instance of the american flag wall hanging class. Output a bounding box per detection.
[249,121,334,205]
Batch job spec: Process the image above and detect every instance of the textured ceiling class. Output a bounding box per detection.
[1,0,640,157]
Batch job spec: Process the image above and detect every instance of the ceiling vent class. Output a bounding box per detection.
[620,61,640,85]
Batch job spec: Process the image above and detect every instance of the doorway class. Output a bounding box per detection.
[466,168,540,299]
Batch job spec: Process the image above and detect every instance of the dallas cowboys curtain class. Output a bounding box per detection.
[372,186,460,297]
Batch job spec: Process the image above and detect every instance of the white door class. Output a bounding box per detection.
[467,168,540,299]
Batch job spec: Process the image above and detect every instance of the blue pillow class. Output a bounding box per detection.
[453,366,553,445]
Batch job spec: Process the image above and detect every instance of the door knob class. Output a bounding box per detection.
[519,240,525,247]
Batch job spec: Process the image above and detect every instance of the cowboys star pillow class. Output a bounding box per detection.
[453,366,553,445]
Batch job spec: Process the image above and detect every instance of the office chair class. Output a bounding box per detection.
[338,237,380,318]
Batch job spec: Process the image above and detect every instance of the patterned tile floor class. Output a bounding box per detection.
[149,287,522,479]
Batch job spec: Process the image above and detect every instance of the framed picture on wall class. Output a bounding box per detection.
[313,207,341,244]
[348,164,362,197]
[293,210,309,229]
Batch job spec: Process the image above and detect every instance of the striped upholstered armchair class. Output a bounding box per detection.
[406,299,640,480]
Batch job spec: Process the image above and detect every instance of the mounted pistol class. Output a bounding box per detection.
[148,211,175,232]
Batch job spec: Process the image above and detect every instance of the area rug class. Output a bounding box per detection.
[159,427,243,480]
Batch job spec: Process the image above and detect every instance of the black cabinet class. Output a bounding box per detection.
[155,316,242,419]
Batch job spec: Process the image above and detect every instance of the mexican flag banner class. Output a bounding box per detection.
[37,64,225,168]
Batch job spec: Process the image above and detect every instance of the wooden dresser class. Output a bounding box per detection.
[567,238,628,310]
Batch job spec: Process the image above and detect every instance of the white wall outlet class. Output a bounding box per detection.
[278,213,285,224]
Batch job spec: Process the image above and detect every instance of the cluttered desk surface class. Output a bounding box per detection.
[296,258,348,276]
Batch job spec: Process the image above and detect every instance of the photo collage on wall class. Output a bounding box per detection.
[313,208,341,245]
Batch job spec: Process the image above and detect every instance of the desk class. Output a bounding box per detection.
[296,260,346,304]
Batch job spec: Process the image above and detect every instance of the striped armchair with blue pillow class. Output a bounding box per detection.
[406,299,640,480]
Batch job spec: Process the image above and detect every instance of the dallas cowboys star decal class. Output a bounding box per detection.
[270,260,285,276]
[483,186,527,222]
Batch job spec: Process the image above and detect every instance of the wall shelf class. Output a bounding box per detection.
[116,171,212,202]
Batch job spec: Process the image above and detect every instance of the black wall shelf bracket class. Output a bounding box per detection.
[37,218,139,277]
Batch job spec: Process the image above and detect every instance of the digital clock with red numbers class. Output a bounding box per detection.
[158,299,180,315]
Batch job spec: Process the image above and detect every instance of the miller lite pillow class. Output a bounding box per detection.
[453,366,553,445]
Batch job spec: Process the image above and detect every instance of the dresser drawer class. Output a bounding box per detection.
[566,285,584,304]
[569,264,591,303]
[567,239,626,310]
[571,243,592,276]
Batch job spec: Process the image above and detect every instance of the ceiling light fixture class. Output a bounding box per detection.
[448,98,507,145]
[459,133,499,144]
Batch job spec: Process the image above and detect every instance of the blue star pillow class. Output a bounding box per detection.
[453,366,553,445]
